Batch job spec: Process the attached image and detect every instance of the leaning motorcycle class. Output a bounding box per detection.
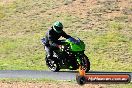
[41,37,90,72]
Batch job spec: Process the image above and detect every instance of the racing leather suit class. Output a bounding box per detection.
[45,27,71,60]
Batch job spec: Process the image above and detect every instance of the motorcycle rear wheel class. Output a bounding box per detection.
[46,57,60,72]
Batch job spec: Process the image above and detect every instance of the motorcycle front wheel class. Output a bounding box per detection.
[82,55,90,73]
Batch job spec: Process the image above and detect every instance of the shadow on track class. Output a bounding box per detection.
[59,70,78,73]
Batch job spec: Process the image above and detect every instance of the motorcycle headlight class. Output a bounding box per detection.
[62,45,64,49]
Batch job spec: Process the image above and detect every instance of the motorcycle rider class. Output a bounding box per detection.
[45,21,71,61]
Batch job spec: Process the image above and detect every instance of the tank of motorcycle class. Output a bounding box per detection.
[65,37,85,51]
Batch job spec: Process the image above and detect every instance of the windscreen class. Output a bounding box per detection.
[68,37,80,44]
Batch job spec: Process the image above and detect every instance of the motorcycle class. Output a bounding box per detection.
[41,37,90,72]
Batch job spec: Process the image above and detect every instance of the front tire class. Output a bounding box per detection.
[82,55,90,73]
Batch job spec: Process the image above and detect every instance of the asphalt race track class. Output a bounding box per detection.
[0,70,131,82]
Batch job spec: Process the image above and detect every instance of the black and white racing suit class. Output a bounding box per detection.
[45,27,71,60]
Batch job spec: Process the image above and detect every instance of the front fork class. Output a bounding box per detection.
[77,57,86,76]
[77,57,84,66]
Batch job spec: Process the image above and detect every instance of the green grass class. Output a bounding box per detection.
[0,0,132,72]
[106,83,132,88]
[0,78,74,83]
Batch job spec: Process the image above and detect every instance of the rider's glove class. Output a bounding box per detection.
[57,45,61,48]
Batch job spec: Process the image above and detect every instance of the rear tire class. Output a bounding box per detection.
[46,57,60,72]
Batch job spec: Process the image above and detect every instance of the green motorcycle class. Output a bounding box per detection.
[41,37,90,72]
